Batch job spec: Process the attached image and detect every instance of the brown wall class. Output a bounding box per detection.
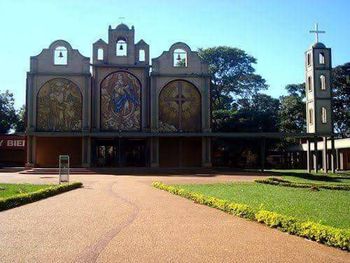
[36,137,82,167]
[0,150,25,166]
[343,149,350,170]
[159,138,201,167]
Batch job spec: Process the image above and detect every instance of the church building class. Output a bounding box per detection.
[26,24,211,168]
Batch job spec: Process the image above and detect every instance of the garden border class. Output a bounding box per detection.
[0,182,83,211]
[152,181,350,251]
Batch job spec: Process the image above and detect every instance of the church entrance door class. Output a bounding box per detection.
[93,138,147,167]
[159,138,201,167]
[95,140,117,167]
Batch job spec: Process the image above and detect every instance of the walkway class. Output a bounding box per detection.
[0,172,348,262]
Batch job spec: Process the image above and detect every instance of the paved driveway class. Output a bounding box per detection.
[0,173,349,262]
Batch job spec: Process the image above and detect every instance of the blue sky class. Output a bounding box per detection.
[0,0,349,108]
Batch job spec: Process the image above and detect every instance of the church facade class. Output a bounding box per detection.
[26,24,212,168]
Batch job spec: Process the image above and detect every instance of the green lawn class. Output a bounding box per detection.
[0,183,52,199]
[176,182,350,229]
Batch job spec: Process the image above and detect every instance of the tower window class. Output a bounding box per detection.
[116,38,127,56]
[319,52,325,64]
[320,75,326,90]
[173,49,187,67]
[309,109,313,125]
[54,46,67,65]
[308,76,312,92]
[321,107,327,123]
[97,48,104,61]
[307,53,311,66]
[139,49,145,62]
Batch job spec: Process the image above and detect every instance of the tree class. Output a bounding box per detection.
[278,83,306,133]
[14,105,26,133]
[284,83,305,99]
[332,63,350,135]
[198,47,268,112]
[212,93,280,167]
[175,58,186,67]
[214,93,280,132]
[0,90,18,133]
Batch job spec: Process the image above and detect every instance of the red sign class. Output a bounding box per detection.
[0,136,26,149]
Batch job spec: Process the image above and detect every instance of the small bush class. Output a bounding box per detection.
[0,182,83,211]
[153,181,350,251]
[255,210,350,250]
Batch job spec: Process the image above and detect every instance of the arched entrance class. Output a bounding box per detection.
[158,80,202,167]
[94,71,146,167]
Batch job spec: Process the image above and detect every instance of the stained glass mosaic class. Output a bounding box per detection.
[159,80,201,131]
[37,78,82,131]
[101,71,141,130]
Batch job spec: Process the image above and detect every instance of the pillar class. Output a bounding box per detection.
[322,137,328,173]
[150,137,159,167]
[32,136,37,167]
[25,135,34,168]
[82,136,91,167]
[82,137,87,167]
[260,138,266,172]
[313,137,318,173]
[306,139,311,173]
[202,137,212,167]
[339,151,344,170]
[330,136,336,173]
[336,148,340,171]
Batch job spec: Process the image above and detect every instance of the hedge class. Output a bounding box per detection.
[255,177,350,191]
[0,182,83,211]
[152,181,350,251]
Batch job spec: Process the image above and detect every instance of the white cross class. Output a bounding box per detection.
[309,23,325,43]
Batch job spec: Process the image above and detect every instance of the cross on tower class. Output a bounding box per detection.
[309,23,325,43]
[119,16,125,23]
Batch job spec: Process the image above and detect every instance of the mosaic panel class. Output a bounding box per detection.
[101,71,141,130]
[159,80,201,132]
[37,78,82,131]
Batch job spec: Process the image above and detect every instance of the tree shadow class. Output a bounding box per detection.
[88,167,269,177]
[267,171,350,183]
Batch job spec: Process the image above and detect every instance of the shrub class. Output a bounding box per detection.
[153,181,350,251]
[255,210,350,250]
[0,182,83,211]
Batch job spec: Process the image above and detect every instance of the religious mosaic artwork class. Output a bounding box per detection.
[101,71,141,130]
[37,78,82,131]
[159,80,201,132]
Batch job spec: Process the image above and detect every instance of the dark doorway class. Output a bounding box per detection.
[93,138,146,167]
[121,139,146,167]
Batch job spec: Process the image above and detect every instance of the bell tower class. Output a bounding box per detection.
[305,24,332,134]
[305,23,335,173]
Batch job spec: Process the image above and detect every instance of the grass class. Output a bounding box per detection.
[0,182,83,211]
[175,182,350,229]
[0,183,52,199]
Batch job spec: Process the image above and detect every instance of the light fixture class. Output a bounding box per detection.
[177,54,181,61]
[119,45,124,50]
[58,52,64,58]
